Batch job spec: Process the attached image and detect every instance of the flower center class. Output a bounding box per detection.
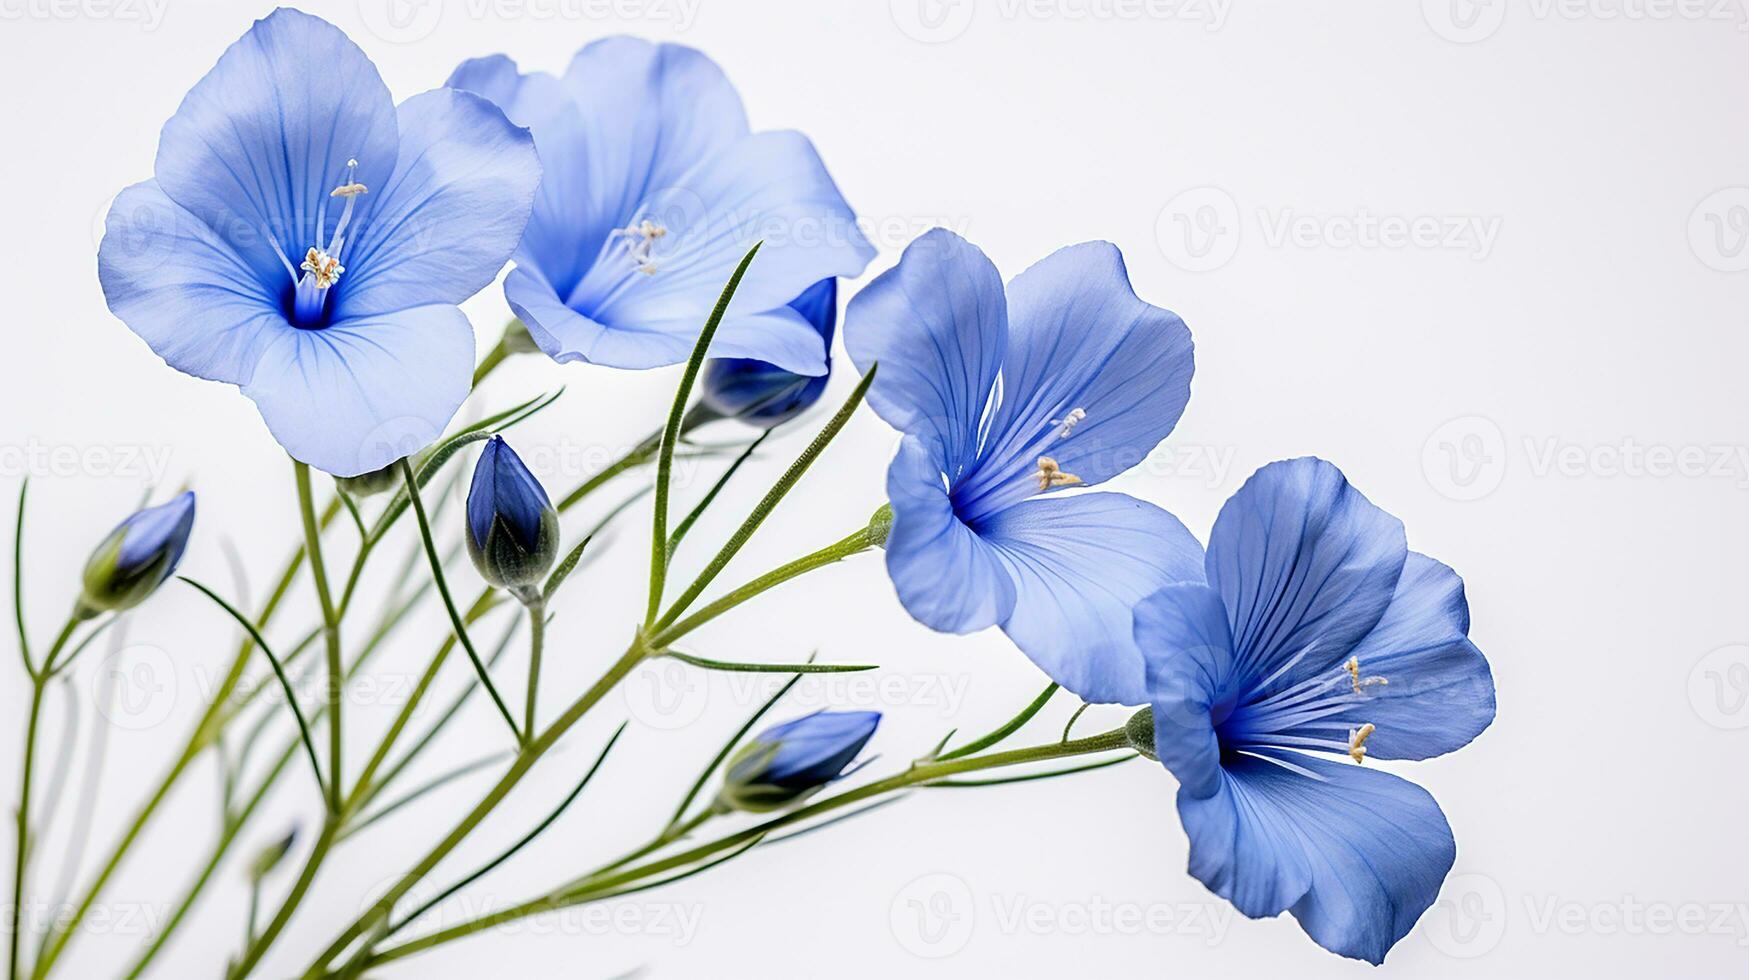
[612,220,667,276]
[266,159,368,328]
[1217,650,1390,766]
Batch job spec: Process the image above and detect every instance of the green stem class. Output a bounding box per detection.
[937,683,1059,761]
[12,479,32,678]
[227,818,338,979]
[365,730,1134,966]
[398,460,521,744]
[10,613,80,980]
[522,596,545,737]
[651,517,887,649]
[471,334,512,389]
[293,462,344,809]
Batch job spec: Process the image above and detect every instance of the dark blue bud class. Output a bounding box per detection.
[81,491,196,612]
[719,709,880,813]
[700,278,837,428]
[466,436,558,591]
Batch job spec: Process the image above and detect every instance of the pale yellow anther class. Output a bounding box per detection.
[300,247,343,288]
[1347,723,1375,764]
[329,182,368,198]
[1033,456,1083,492]
[1344,656,1388,695]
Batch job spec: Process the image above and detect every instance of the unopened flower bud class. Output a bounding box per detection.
[700,278,836,428]
[80,492,195,613]
[718,709,879,813]
[336,460,402,498]
[465,436,558,592]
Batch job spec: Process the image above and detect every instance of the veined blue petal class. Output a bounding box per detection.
[241,305,472,476]
[466,435,552,553]
[884,436,1016,634]
[1178,754,1455,964]
[98,180,287,384]
[1136,582,1235,799]
[153,8,399,295]
[447,57,604,297]
[755,710,881,788]
[1316,552,1496,760]
[559,130,870,373]
[114,491,196,575]
[334,88,539,320]
[977,493,1204,705]
[952,242,1194,517]
[845,229,1007,477]
[1206,458,1407,691]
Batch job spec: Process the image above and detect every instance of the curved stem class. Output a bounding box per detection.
[10,613,80,980]
[227,819,338,979]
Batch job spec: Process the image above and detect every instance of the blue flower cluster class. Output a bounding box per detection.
[93,9,1495,966]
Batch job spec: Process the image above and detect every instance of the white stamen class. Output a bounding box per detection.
[1344,656,1389,695]
[1049,407,1087,439]
[613,220,667,275]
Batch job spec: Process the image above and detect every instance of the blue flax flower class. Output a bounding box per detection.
[447,39,874,375]
[466,436,559,591]
[1134,457,1496,964]
[99,9,541,476]
[720,710,880,812]
[701,278,837,427]
[845,229,1199,705]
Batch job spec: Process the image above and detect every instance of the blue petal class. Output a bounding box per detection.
[700,278,837,425]
[976,493,1204,705]
[883,436,1016,634]
[153,8,399,295]
[446,56,606,298]
[115,492,196,575]
[845,230,1007,477]
[1205,458,1407,692]
[555,130,871,373]
[98,180,287,384]
[241,305,473,476]
[1319,552,1496,760]
[332,88,539,320]
[1136,582,1233,799]
[1178,754,1455,964]
[759,710,881,787]
[951,242,1195,518]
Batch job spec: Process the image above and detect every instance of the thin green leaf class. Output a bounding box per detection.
[668,664,810,826]
[337,492,368,542]
[390,723,628,935]
[339,752,511,843]
[655,365,876,631]
[541,535,593,603]
[14,478,32,677]
[1061,702,1092,743]
[666,429,771,559]
[398,460,522,745]
[648,243,763,625]
[579,833,765,903]
[761,794,912,846]
[937,683,1059,761]
[179,577,326,805]
[664,650,876,674]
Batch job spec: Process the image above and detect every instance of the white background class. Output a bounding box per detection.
[3,0,1748,976]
